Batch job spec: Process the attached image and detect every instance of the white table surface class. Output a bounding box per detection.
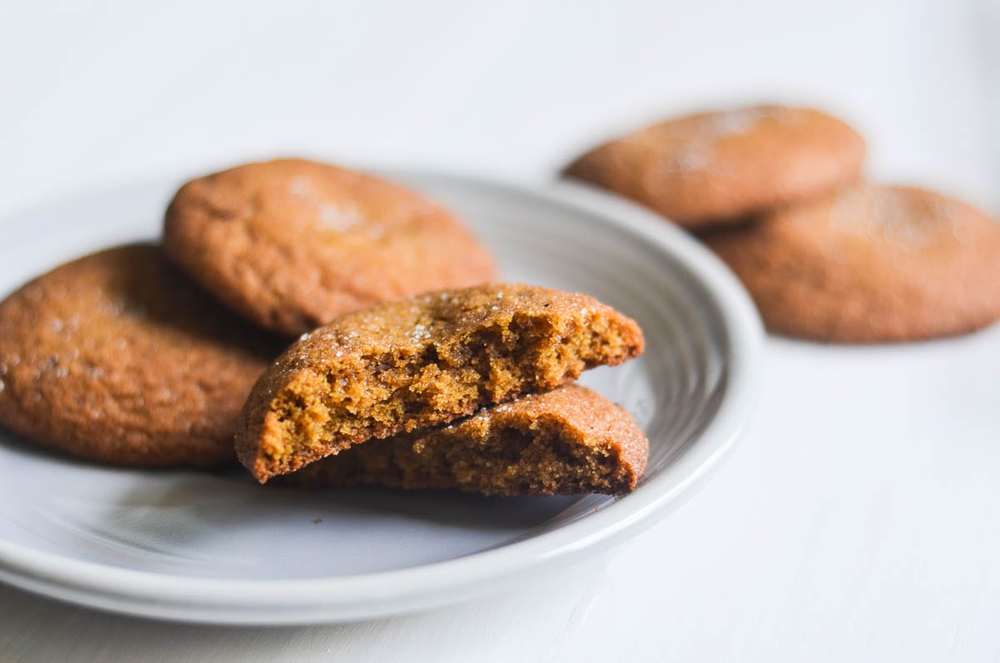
[1,1,998,661]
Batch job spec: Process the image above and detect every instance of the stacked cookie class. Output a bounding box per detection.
[235,283,646,493]
[566,105,1000,342]
[0,158,648,495]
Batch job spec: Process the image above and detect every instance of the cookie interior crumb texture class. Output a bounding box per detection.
[236,284,645,483]
[163,158,497,336]
[293,385,649,496]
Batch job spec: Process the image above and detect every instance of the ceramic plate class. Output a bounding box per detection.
[0,169,762,624]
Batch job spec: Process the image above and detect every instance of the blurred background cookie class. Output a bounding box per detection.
[703,184,1000,343]
[0,244,279,466]
[564,105,866,228]
[164,158,497,336]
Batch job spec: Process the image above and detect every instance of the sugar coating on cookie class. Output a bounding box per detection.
[164,158,497,336]
[565,105,866,226]
[0,245,280,466]
[235,283,645,483]
[704,184,1000,342]
[293,385,649,496]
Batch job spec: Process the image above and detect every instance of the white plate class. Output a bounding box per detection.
[0,170,762,624]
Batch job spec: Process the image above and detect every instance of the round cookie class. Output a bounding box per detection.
[164,158,497,336]
[0,244,280,466]
[703,184,1000,342]
[564,105,866,227]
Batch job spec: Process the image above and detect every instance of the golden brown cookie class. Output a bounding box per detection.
[293,385,648,496]
[703,184,1000,342]
[0,244,280,466]
[164,158,497,336]
[236,283,645,483]
[564,105,866,227]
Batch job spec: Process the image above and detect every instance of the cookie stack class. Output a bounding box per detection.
[236,283,646,494]
[0,158,648,495]
[565,105,1000,342]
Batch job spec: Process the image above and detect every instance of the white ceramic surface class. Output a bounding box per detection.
[0,171,762,624]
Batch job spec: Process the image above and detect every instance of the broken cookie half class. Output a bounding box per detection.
[236,283,645,483]
[292,385,648,495]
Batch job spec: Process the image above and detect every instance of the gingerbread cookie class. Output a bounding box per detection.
[294,385,648,496]
[703,184,1000,342]
[164,158,497,336]
[0,244,279,466]
[236,283,645,483]
[564,105,866,227]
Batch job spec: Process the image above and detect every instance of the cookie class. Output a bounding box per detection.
[703,184,1000,342]
[164,158,497,336]
[293,385,649,496]
[236,283,645,483]
[564,105,866,227]
[0,244,280,466]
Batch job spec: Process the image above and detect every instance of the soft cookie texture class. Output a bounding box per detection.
[164,158,497,336]
[236,283,645,483]
[0,244,280,466]
[703,184,1000,343]
[293,385,649,496]
[564,105,866,227]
